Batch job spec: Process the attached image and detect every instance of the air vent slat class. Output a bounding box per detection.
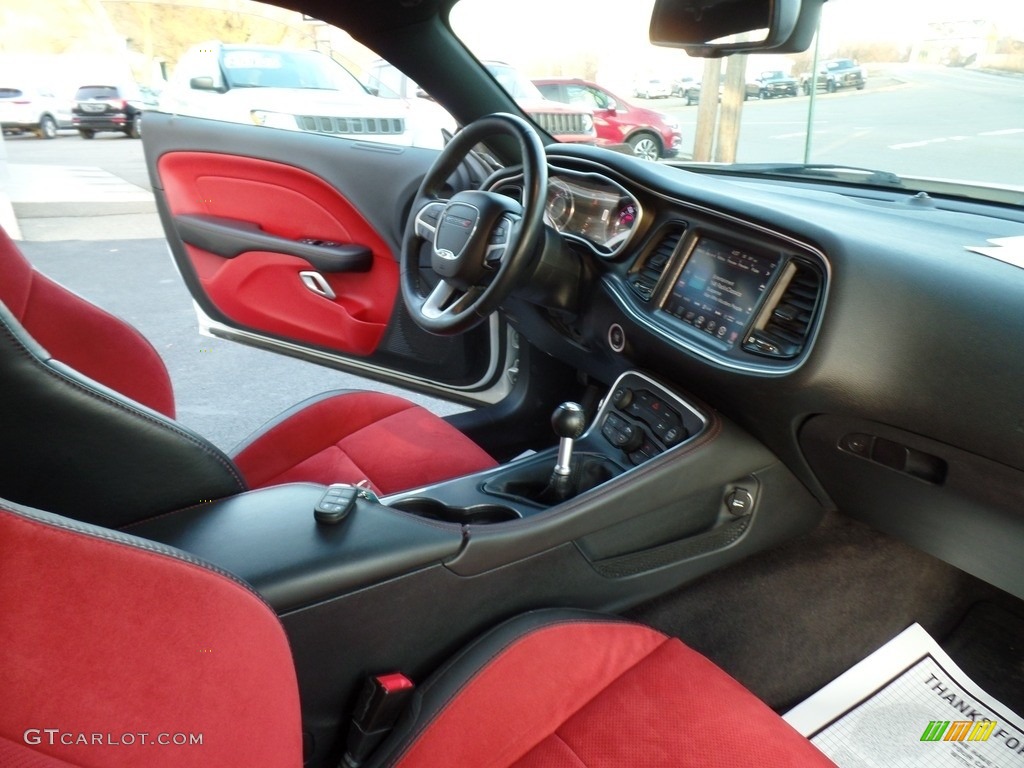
[744,260,822,359]
[629,224,685,301]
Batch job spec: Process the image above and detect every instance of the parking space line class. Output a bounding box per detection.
[890,128,1023,150]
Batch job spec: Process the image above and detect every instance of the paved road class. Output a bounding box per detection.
[636,64,1024,188]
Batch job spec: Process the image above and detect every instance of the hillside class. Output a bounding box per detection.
[0,0,316,86]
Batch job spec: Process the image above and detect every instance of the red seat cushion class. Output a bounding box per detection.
[386,615,837,768]
[232,391,497,494]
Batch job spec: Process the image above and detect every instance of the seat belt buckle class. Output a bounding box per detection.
[341,672,415,767]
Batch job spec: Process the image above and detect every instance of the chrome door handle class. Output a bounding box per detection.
[299,270,336,300]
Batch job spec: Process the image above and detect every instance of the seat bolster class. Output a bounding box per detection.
[373,609,836,768]
[232,390,497,494]
[0,500,303,768]
[0,303,246,527]
[0,228,175,417]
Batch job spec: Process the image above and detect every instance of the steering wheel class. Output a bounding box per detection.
[401,113,548,335]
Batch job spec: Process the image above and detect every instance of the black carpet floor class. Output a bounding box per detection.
[627,511,1023,713]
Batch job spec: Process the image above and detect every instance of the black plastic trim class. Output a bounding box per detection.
[128,483,464,612]
[175,213,373,272]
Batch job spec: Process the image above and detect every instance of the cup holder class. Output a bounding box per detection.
[389,497,520,524]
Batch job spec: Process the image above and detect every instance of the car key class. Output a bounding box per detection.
[314,483,360,525]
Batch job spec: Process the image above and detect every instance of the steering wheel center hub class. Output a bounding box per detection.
[432,201,482,283]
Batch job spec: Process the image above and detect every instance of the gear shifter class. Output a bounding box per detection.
[546,402,587,501]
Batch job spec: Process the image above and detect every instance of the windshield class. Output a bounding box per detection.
[484,62,548,102]
[222,48,369,96]
[450,0,1023,202]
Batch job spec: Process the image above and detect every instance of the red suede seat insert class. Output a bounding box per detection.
[394,621,837,768]
[232,391,497,494]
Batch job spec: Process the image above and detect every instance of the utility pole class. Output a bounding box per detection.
[692,57,722,161]
[803,16,822,163]
[714,54,748,163]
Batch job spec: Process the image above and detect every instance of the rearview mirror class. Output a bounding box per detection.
[649,0,825,57]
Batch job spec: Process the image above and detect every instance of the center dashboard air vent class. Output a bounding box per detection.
[629,223,685,301]
[743,259,823,359]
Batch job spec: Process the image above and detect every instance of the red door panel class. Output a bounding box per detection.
[157,152,397,356]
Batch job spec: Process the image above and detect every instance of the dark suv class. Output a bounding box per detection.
[71,85,144,139]
[800,59,865,94]
[752,70,799,99]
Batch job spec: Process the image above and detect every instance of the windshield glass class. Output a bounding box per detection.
[450,0,1023,201]
[484,62,548,102]
[222,48,369,95]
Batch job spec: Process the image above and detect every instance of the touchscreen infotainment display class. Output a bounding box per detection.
[662,238,779,347]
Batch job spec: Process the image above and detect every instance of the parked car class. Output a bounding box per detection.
[750,69,799,98]
[801,58,866,93]
[4,0,1023,767]
[71,84,144,138]
[159,42,433,146]
[0,83,69,139]
[533,77,681,160]
[678,79,725,105]
[366,58,596,145]
[632,77,672,99]
[482,61,596,144]
[671,76,697,98]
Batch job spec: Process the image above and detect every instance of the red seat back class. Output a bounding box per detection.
[0,227,175,417]
[0,500,303,767]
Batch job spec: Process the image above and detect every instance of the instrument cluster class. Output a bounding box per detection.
[542,171,642,257]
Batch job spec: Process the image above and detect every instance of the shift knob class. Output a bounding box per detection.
[551,402,586,440]
[552,402,586,477]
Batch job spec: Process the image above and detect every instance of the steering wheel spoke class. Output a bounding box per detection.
[414,200,447,241]
[421,281,483,321]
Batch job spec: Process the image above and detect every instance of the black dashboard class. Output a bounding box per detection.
[495,143,1024,601]
[493,160,830,375]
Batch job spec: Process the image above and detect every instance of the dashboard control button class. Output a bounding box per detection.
[662,425,688,446]
[611,387,633,410]
[628,437,660,465]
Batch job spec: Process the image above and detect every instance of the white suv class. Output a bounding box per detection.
[0,84,69,139]
[159,43,435,147]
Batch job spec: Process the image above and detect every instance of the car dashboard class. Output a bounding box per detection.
[493,142,1024,602]
[492,158,831,377]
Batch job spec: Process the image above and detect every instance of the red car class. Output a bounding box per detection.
[534,77,682,160]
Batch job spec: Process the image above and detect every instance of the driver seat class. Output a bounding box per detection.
[0,227,496,527]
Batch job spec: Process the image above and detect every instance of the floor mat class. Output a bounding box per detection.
[626,512,1018,711]
[944,600,1024,715]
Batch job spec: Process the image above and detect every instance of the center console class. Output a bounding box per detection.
[128,369,823,767]
[383,370,708,523]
